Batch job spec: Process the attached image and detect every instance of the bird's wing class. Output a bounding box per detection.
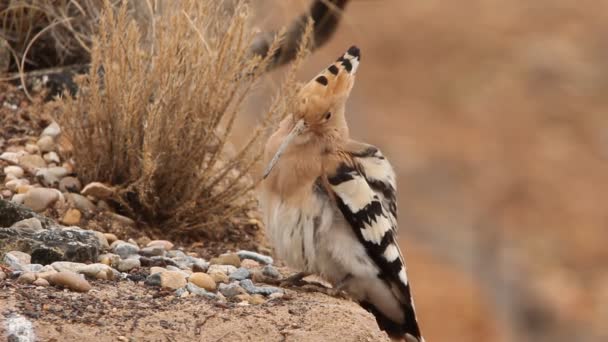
[345,141,398,230]
[326,159,422,340]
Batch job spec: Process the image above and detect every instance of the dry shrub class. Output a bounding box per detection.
[58,0,308,238]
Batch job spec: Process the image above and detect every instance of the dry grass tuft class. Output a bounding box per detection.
[58,0,308,239]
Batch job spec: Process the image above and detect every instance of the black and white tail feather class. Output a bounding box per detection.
[328,145,423,342]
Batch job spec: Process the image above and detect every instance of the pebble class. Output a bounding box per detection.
[33,278,49,287]
[37,135,55,153]
[59,176,82,193]
[191,259,209,273]
[43,151,60,164]
[209,271,229,284]
[150,267,165,274]
[23,187,62,212]
[24,143,39,154]
[41,121,61,138]
[210,253,241,267]
[11,193,25,204]
[147,240,174,251]
[23,264,43,273]
[248,294,266,305]
[139,246,165,257]
[218,282,246,297]
[93,231,110,250]
[1,189,12,199]
[16,272,36,284]
[237,250,274,265]
[103,233,118,244]
[98,253,120,268]
[113,242,140,259]
[186,283,218,299]
[61,208,82,225]
[0,151,23,164]
[268,292,284,300]
[36,168,60,187]
[65,193,96,213]
[229,267,251,281]
[48,271,92,292]
[175,287,188,297]
[111,213,136,227]
[240,259,260,269]
[159,271,187,290]
[262,265,281,279]
[165,266,190,277]
[188,273,216,291]
[207,264,237,275]
[36,270,58,281]
[4,165,24,178]
[0,271,6,281]
[18,154,46,173]
[47,166,69,178]
[3,251,31,270]
[117,258,141,272]
[5,178,29,191]
[239,279,283,296]
[81,182,114,199]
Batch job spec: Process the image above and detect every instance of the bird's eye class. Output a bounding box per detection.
[324,112,332,120]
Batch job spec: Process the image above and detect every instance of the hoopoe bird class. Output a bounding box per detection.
[260,46,424,342]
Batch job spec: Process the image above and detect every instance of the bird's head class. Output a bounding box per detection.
[263,46,360,179]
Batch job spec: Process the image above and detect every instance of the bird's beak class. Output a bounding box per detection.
[263,119,306,179]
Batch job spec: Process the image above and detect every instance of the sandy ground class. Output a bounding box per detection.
[0,277,390,342]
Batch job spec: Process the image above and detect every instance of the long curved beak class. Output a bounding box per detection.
[263,119,306,179]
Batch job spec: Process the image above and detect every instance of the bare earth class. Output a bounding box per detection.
[0,276,389,342]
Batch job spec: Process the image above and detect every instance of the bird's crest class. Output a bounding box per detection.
[297,46,360,120]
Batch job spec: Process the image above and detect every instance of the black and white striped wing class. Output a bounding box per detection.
[350,144,398,230]
[327,162,422,340]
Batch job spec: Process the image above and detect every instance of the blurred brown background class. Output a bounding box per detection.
[245,1,608,341]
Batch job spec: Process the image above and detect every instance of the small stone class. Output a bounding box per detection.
[4,165,24,178]
[127,238,139,247]
[81,182,114,199]
[11,193,25,204]
[22,187,62,212]
[37,135,55,153]
[218,282,246,297]
[110,213,135,227]
[104,233,118,244]
[36,270,58,280]
[240,259,260,269]
[36,168,60,187]
[43,152,60,164]
[144,273,161,287]
[1,189,12,199]
[65,193,96,214]
[16,184,31,194]
[248,294,266,305]
[48,271,91,292]
[191,259,209,273]
[262,265,280,279]
[146,240,174,251]
[18,154,46,173]
[186,283,217,299]
[158,271,187,290]
[117,258,141,272]
[240,279,283,296]
[268,292,284,300]
[10,218,43,233]
[41,121,61,138]
[51,261,86,273]
[188,272,216,291]
[98,253,120,268]
[61,208,82,225]
[3,251,31,270]
[16,272,37,284]
[175,287,188,297]
[210,253,241,267]
[59,176,81,193]
[23,264,43,273]
[113,242,140,259]
[93,231,110,250]
[165,265,190,277]
[235,293,251,302]
[207,264,237,275]
[139,246,165,257]
[229,267,251,281]
[5,178,29,191]
[0,271,6,281]
[237,250,273,265]
[25,143,39,154]
[33,278,49,287]
[47,166,69,178]
[150,267,165,274]
[1,151,23,164]
[209,271,229,284]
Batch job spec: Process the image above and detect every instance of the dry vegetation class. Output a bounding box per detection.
[57,0,308,238]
